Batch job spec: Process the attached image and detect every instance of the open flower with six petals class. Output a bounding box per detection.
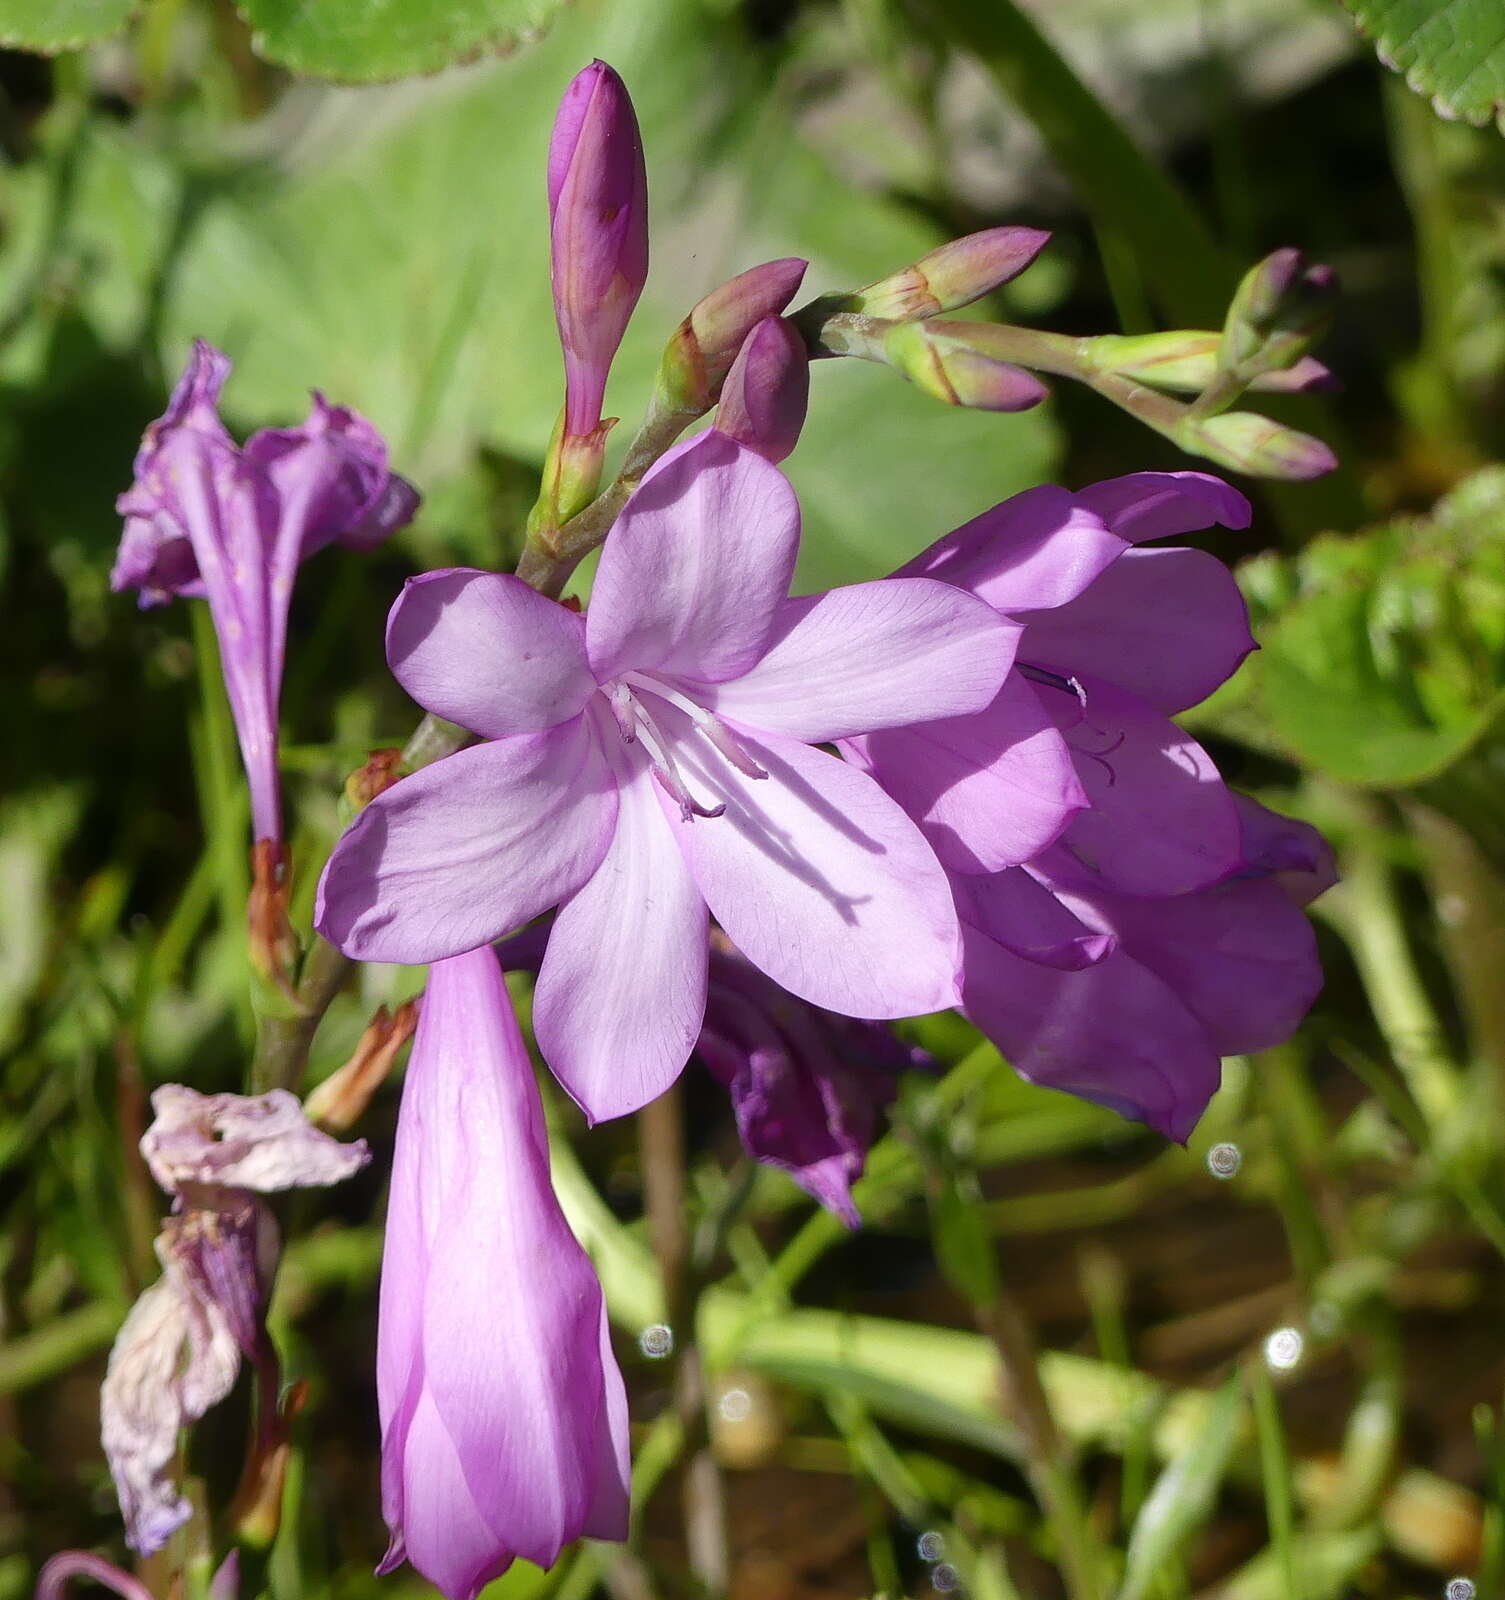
[317,431,1015,1122]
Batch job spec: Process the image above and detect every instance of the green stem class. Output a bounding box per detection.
[1319,790,1464,1134]
[638,1086,728,1597]
[1404,799,1505,1092]
[977,1292,1105,1600]
[517,396,704,598]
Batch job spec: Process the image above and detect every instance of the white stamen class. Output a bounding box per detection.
[623,672,769,780]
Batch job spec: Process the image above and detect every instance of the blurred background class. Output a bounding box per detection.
[3,0,1505,1596]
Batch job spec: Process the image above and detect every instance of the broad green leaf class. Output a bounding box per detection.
[1118,1374,1245,1600]
[0,0,135,52]
[1344,0,1505,128]
[1234,467,1505,786]
[237,0,564,83]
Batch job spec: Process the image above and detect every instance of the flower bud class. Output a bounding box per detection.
[304,999,419,1132]
[657,257,809,416]
[1184,410,1337,480]
[848,226,1050,320]
[883,320,1049,412]
[549,61,649,437]
[715,317,810,464]
[1090,330,1335,395]
[1220,248,1337,375]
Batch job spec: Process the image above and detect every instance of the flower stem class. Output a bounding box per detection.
[638,1086,729,1597]
[976,1291,1105,1600]
[517,395,704,599]
[1318,788,1464,1135]
[246,714,470,1095]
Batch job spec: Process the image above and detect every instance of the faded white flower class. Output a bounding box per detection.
[102,1087,367,1554]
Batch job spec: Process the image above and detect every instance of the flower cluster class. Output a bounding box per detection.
[103,53,1337,1600]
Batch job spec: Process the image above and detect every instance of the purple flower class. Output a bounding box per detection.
[715,316,810,464]
[549,61,649,439]
[955,796,1334,1141]
[846,472,1255,889]
[318,432,1013,1122]
[377,947,628,1599]
[112,341,418,844]
[102,1088,368,1554]
[701,937,930,1225]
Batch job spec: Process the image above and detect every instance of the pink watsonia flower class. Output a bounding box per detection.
[111,341,418,846]
[845,472,1256,890]
[955,796,1335,1140]
[317,431,1016,1122]
[549,60,649,440]
[377,946,629,1600]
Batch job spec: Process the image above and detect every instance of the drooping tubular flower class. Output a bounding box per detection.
[377,947,629,1600]
[955,796,1335,1140]
[111,341,418,847]
[102,1088,369,1555]
[846,472,1256,890]
[318,431,1016,1121]
[700,935,930,1225]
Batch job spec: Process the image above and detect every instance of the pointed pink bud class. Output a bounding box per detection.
[549,61,649,437]
[659,258,809,414]
[1187,411,1338,480]
[854,227,1051,320]
[884,320,1049,412]
[715,317,810,463]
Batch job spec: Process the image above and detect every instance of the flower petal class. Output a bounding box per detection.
[702,577,1014,741]
[1073,470,1251,543]
[534,731,708,1123]
[1233,793,1338,905]
[141,1086,368,1195]
[386,1391,515,1600]
[953,867,1114,970]
[1074,467,1253,544]
[1052,876,1321,1056]
[316,719,618,964]
[896,484,1127,612]
[959,922,1219,1142]
[1047,677,1242,897]
[669,721,962,1017]
[587,432,800,685]
[845,674,1087,874]
[102,1273,241,1557]
[386,570,595,737]
[1020,547,1255,713]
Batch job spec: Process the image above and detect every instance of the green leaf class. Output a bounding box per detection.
[929,1168,1002,1309]
[0,0,135,52]
[1235,467,1505,786]
[1344,0,1505,129]
[1118,1374,1245,1600]
[236,0,565,83]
